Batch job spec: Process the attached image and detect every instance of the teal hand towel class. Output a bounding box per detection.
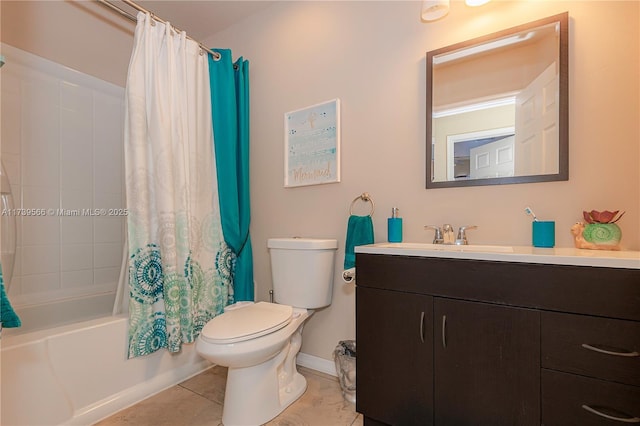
[344,215,374,269]
[0,263,21,328]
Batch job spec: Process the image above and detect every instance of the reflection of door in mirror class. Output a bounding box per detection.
[445,127,515,180]
[427,12,568,188]
[433,102,516,182]
[470,135,515,179]
[515,63,559,176]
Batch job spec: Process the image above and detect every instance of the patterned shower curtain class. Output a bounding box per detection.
[124,12,233,358]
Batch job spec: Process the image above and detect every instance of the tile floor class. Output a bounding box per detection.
[95,366,363,426]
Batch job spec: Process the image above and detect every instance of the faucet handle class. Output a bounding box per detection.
[455,225,477,245]
[424,225,443,244]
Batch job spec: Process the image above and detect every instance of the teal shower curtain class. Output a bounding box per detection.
[208,50,254,302]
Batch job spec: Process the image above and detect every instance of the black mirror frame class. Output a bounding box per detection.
[426,12,569,189]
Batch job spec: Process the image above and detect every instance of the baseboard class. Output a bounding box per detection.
[296,352,337,377]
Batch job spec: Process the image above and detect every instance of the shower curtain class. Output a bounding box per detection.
[124,13,233,357]
[208,50,253,302]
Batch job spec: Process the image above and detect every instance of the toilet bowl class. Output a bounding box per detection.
[196,302,310,425]
[196,238,337,425]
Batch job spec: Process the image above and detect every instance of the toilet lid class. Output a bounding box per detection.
[200,302,293,344]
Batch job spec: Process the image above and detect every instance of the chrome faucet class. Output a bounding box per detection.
[424,225,443,244]
[425,225,477,245]
[455,225,478,245]
[442,224,455,245]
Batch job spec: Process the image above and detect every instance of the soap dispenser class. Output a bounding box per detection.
[387,207,403,243]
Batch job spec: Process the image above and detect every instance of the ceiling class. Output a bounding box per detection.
[129,1,276,40]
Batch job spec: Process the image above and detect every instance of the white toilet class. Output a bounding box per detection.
[196,237,338,426]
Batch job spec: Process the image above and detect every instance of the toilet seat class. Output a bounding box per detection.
[200,302,293,344]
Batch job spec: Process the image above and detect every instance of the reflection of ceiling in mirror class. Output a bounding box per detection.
[433,33,534,65]
[432,32,558,109]
[433,22,558,66]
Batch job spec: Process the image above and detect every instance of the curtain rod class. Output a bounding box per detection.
[96,0,221,60]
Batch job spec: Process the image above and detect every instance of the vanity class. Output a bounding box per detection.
[354,244,640,425]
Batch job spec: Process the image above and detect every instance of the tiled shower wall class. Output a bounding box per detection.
[1,43,125,307]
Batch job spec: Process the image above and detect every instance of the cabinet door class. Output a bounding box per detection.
[357,287,434,425]
[434,298,540,425]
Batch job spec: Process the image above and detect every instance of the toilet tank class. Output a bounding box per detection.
[267,238,338,309]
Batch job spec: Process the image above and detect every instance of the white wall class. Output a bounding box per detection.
[206,1,640,361]
[1,0,134,87]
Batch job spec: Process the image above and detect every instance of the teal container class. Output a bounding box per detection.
[532,221,555,248]
[388,207,403,243]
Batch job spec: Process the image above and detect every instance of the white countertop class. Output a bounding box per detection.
[355,243,640,269]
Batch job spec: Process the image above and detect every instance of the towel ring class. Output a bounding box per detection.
[349,192,375,217]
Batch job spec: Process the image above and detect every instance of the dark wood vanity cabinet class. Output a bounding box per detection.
[433,299,540,425]
[357,287,433,425]
[355,253,640,426]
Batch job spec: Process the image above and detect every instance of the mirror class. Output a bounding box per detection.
[426,13,568,189]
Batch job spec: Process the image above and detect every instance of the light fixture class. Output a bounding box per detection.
[465,0,491,6]
[421,0,450,22]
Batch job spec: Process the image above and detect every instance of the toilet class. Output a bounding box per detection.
[196,237,338,426]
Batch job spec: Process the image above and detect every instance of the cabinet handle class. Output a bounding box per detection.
[420,311,425,343]
[581,405,640,423]
[581,343,640,357]
[442,315,447,348]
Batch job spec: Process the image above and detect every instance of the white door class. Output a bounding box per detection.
[470,136,515,179]
[514,63,559,176]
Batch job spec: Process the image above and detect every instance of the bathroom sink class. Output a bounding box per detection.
[374,242,514,253]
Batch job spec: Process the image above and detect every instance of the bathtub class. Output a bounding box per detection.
[6,291,116,335]
[0,313,211,426]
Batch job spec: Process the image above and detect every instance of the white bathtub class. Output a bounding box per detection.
[0,314,211,426]
[6,291,116,335]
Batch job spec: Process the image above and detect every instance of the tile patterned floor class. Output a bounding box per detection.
[94,366,362,426]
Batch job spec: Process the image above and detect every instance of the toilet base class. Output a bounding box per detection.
[222,367,306,425]
[220,326,307,425]
[278,370,307,410]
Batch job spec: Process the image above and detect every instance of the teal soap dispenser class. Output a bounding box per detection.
[387,207,403,243]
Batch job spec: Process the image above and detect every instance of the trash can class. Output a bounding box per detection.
[333,340,356,403]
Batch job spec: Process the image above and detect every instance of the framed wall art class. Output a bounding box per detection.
[284,99,340,187]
